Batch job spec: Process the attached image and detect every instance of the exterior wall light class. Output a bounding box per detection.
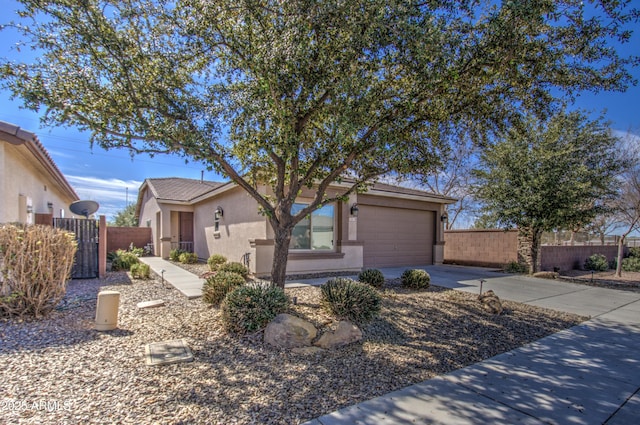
[215,206,224,219]
[350,204,359,216]
[441,213,449,223]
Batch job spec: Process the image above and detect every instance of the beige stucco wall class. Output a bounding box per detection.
[194,186,267,271]
[137,187,161,254]
[0,142,75,223]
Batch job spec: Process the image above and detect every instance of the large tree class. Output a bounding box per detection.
[1,1,637,285]
[472,111,623,273]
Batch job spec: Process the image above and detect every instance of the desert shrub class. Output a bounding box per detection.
[207,254,227,271]
[130,263,151,279]
[320,277,382,324]
[178,252,199,264]
[221,283,289,334]
[202,271,245,306]
[503,261,528,274]
[111,249,140,271]
[622,257,640,272]
[169,248,186,261]
[401,269,431,289]
[128,246,145,257]
[218,261,249,277]
[358,268,385,288]
[628,247,640,258]
[584,254,609,271]
[0,224,77,318]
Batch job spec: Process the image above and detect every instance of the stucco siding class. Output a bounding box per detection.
[194,187,267,270]
[1,142,75,223]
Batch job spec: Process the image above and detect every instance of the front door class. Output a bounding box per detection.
[179,212,194,252]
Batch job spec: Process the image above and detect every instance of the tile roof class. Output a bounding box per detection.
[144,177,224,202]
[0,120,79,201]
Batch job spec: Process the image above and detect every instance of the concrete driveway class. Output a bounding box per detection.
[300,264,640,425]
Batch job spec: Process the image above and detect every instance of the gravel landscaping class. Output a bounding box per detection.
[1,268,587,424]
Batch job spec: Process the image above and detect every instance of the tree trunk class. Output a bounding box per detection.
[615,234,626,278]
[517,227,543,274]
[271,225,293,288]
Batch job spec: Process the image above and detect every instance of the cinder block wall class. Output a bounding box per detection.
[106,227,152,253]
[540,245,620,272]
[444,229,622,271]
[444,229,518,267]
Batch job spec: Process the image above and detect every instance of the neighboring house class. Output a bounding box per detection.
[0,121,79,224]
[135,177,456,277]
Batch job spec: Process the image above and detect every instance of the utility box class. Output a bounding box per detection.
[95,291,120,331]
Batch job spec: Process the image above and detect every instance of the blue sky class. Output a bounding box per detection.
[1,2,639,222]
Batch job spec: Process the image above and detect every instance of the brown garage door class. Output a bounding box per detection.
[359,205,435,268]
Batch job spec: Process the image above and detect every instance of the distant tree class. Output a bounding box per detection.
[472,111,622,274]
[1,1,637,286]
[411,128,480,229]
[111,204,138,227]
[613,164,640,277]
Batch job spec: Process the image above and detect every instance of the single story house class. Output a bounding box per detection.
[0,120,79,224]
[135,177,456,277]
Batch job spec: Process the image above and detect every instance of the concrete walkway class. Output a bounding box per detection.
[137,258,640,424]
[139,256,205,299]
[304,265,640,425]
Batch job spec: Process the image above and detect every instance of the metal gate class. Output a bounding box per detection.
[54,218,99,279]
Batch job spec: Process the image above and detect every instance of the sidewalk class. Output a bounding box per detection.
[304,266,640,425]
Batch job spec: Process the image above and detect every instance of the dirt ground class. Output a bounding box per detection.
[559,269,640,291]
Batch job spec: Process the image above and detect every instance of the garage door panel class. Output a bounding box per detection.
[359,206,435,268]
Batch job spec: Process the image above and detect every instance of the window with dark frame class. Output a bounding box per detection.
[291,203,334,250]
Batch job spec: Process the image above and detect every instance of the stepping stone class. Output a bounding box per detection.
[136,299,166,309]
[144,339,193,366]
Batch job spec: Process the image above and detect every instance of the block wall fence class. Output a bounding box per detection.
[106,226,152,253]
[444,229,622,272]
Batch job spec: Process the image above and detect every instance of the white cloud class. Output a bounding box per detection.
[66,175,142,219]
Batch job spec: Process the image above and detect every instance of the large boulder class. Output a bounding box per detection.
[478,290,503,315]
[314,321,362,349]
[264,313,317,348]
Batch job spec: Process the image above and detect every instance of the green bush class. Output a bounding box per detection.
[127,243,144,257]
[130,263,151,279]
[320,277,382,324]
[584,254,609,271]
[169,248,186,261]
[504,261,528,274]
[207,254,228,271]
[622,257,640,272]
[218,261,249,277]
[401,269,431,289]
[628,247,640,258]
[178,252,199,264]
[358,268,385,288]
[202,271,245,306]
[112,249,140,271]
[221,283,289,334]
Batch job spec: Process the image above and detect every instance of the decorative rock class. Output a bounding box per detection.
[136,299,166,309]
[478,290,503,315]
[314,320,363,349]
[291,346,325,356]
[264,313,317,348]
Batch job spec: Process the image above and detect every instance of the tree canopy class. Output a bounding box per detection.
[110,204,138,227]
[472,110,623,272]
[1,0,637,284]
